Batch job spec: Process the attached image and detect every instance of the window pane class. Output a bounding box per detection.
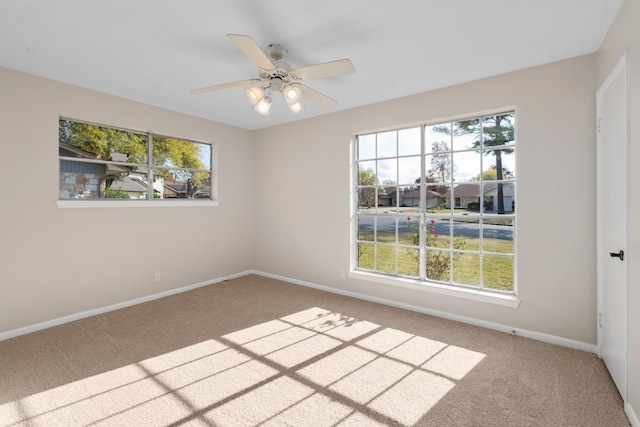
[59,119,147,164]
[426,218,450,248]
[398,127,421,156]
[426,249,450,281]
[425,152,452,183]
[399,248,419,278]
[358,187,376,209]
[452,183,481,212]
[482,182,514,213]
[358,162,377,184]
[358,134,376,160]
[377,131,397,158]
[483,255,514,291]
[452,253,480,286]
[429,183,452,212]
[59,161,152,200]
[401,187,421,209]
[107,172,150,199]
[379,186,397,210]
[400,215,419,246]
[453,151,481,183]
[453,219,477,250]
[425,189,438,210]
[398,156,421,186]
[358,242,375,270]
[452,119,480,151]
[158,170,211,199]
[482,219,514,254]
[482,114,514,148]
[376,216,397,243]
[485,148,516,180]
[59,163,105,199]
[377,158,397,184]
[358,216,374,241]
[152,136,211,171]
[376,245,397,274]
[425,124,451,154]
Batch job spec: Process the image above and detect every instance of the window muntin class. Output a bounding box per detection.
[355,112,515,294]
[59,119,213,201]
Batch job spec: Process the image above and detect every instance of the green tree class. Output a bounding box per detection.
[358,168,379,207]
[472,165,515,181]
[104,188,130,199]
[59,120,207,186]
[436,114,515,213]
[59,120,148,163]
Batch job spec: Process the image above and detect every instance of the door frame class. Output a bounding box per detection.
[596,53,628,400]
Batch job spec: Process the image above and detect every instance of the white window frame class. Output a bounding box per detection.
[351,110,519,308]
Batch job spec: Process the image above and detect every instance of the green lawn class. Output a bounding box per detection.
[358,232,514,291]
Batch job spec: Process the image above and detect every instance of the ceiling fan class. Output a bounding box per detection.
[191,34,356,115]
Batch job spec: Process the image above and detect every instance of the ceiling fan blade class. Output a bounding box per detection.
[292,59,356,80]
[226,34,275,70]
[190,79,260,95]
[298,84,337,109]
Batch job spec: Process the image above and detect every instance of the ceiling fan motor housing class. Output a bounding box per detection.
[267,43,287,60]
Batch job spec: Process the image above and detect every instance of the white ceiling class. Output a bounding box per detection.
[0,0,623,130]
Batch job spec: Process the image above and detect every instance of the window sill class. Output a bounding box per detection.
[56,200,219,208]
[349,270,521,308]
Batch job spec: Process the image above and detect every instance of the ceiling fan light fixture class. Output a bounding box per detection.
[244,86,264,106]
[191,34,355,117]
[255,95,272,115]
[284,84,301,103]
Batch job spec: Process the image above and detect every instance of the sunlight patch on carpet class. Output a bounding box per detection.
[1,306,486,426]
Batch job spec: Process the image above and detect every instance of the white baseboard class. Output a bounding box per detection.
[0,270,252,342]
[251,270,597,354]
[627,402,640,427]
[1,269,597,355]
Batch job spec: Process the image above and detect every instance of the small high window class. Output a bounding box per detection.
[59,119,214,201]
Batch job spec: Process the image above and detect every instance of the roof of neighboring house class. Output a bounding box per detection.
[109,176,148,193]
[403,189,442,198]
[165,182,212,198]
[59,141,98,159]
[443,182,514,198]
[380,189,443,199]
[59,141,133,176]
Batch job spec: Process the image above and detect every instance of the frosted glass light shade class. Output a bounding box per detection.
[255,96,272,115]
[244,86,264,106]
[284,85,301,103]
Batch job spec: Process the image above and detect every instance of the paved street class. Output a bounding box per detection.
[358,215,513,241]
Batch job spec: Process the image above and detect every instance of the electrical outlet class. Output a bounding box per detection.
[154,272,161,283]
[339,270,346,279]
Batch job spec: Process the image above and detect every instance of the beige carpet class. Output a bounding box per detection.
[0,274,629,426]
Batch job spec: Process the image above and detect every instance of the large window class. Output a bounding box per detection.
[59,119,213,201]
[355,112,515,294]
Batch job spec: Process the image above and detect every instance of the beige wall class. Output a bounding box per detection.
[0,53,602,348]
[254,53,598,344]
[598,0,640,418]
[0,66,254,332]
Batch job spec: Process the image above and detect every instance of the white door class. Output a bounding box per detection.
[596,54,627,401]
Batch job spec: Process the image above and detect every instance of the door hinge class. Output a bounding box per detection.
[597,117,602,134]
